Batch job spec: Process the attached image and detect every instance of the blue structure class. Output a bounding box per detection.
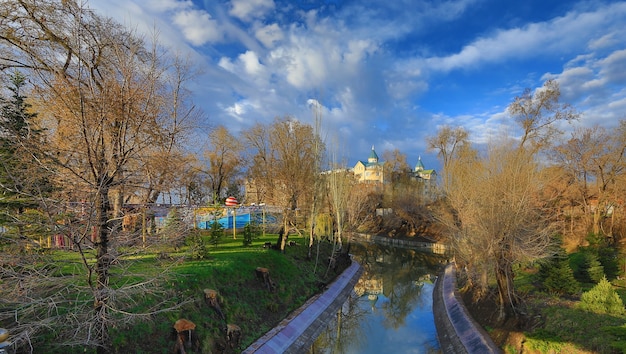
[198,211,277,230]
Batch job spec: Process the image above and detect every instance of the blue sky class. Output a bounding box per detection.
[90,0,626,170]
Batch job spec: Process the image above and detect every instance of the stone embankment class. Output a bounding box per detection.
[433,262,501,354]
[242,259,363,354]
[350,232,448,253]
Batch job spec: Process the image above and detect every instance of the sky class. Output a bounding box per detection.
[89,0,626,170]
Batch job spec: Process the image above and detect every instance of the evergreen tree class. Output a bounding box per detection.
[0,71,51,239]
[208,221,224,247]
[539,248,580,296]
[578,276,625,315]
[584,250,606,284]
[242,221,260,246]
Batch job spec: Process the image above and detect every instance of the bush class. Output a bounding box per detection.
[242,222,260,247]
[208,221,224,247]
[599,246,619,280]
[187,230,209,260]
[577,276,625,315]
[573,250,605,284]
[539,251,580,296]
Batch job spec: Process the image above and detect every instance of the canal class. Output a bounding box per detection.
[310,240,447,354]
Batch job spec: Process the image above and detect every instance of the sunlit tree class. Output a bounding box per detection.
[0,1,197,350]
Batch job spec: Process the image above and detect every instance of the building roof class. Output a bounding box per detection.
[415,156,425,171]
[368,146,379,163]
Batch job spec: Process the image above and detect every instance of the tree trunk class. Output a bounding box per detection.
[494,253,517,324]
[308,220,314,260]
[593,205,601,236]
[94,185,112,352]
[280,216,288,252]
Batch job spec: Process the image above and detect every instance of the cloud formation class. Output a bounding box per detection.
[91,0,626,169]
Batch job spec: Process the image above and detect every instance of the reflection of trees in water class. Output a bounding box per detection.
[351,242,445,329]
[311,293,370,354]
[381,280,424,329]
[351,244,444,329]
[311,241,446,352]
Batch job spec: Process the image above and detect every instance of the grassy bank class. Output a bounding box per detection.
[38,231,345,353]
[465,261,626,354]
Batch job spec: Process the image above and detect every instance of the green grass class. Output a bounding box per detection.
[510,263,626,354]
[524,305,626,353]
[30,231,343,353]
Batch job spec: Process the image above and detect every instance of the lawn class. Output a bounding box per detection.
[474,262,626,354]
[30,230,345,353]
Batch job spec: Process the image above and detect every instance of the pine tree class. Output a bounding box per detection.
[0,71,51,236]
[578,276,625,315]
[539,249,580,296]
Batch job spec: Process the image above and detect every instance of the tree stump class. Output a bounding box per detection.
[255,267,276,291]
[226,323,241,349]
[173,319,200,354]
[203,289,225,320]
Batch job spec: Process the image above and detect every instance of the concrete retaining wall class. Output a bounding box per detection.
[432,262,501,354]
[350,233,447,253]
[242,259,363,353]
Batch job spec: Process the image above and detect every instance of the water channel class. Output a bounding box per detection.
[310,241,447,354]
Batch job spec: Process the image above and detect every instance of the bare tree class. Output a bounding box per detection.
[0,1,196,351]
[553,122,626,238]
[382,148,410,184]
[427,125,469,191]
[243,117,322,252]
[509,79,578,150]
[203,125,243,204]
[432,80,576,323]
[443,142,554,322]
[345,183,380,232]
[243,123,272,205]
[133,53,202,206]
[307,100,325,259]
[326,138,352,251]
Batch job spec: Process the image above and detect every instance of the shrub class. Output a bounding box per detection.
[164,207,183,230]
[585,252,606,283]
[539,251,580,296]
[573,250,605,284]
[208,221,224,247]
[577,276,625,315]
[242,222,260,247]
[187,231,209,260]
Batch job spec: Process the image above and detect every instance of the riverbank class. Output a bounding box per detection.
[433,262,500,354]
[350,232,447,253]
[242,258,363,353]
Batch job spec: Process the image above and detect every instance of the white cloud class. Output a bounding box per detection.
[229,0,275,22]
[598,49,626,84]
[172,9,223,45]
[145,0,190,12]
[255,23,284,48]
[588,32,619,50]
[425,2,626,72]
[239,50,265,76]
[218,50,269,84]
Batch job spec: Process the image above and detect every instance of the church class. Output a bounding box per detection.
[352,146,437,185]
[353,146,384,184]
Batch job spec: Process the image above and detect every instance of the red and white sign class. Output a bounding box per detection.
[225,196,238,207]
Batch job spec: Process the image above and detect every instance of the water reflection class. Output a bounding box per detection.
[311,241,446,354]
